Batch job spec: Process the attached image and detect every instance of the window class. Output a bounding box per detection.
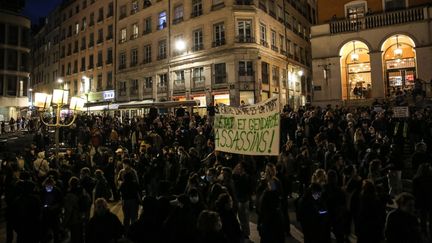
[144,77,152,89]
[261,62,269,84]
[75,23,79,34]
[107,24,113,39]
[73,79,78,94]
[212,0,224,10]
[175,70,185,84]
[81,36,86,50]
[130,79,138,95]
[97,28,103,43]
[294,43,299,59]
[6,50,17,71]
[120,28,127,43]
[346,2,365,21]
[384,0,405,11]
[97,50,102,66]
[239,61,253,76]
[107,2,113,17]
[131,48,138,66]
[272,66,279,85]
[193,29,203,51]
[193,67,204,83]
[213,22,225,47]
[159,74,168,87]
[144,17,152,34]
[76,4,80,13]
[119,81,127,96]
[173,5,184,24]
[97,73,102,91]
[82,17,87,31]
[132,23,139,39]
[73,60,78,73]
[90,13,94,26]
[131,0,139,14]
[119,52,126,69]
[260,23,267,46]
[144,44,151,63]
[192,0,203,17]
[214,63,226,84]
[7,76,16,96]
[107,71,113,88]
[268,0,276,16]
[144,0,152,8]
[271,30,277,51]
[158,11,167,30]
[237,20,252,42]
[98,7,104,22]
[279,34,285,52]
[89,33,94,47]
[88,54,94,69]
[107,47,113,64]
[68,25,72,37]
[67,63,71,75]
[7,25,18,45]
[82,0,87,9]
[158,40,167,59]
[120,5,127,19]
[81,57,86,71]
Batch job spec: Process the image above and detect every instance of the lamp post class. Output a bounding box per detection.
[34,90,86,161]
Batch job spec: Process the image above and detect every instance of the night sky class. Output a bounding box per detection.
[23,0,63,24]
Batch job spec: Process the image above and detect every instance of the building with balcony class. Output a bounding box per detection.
[0,3,31,120]
[311,0,432,106]
[32,7,61,94]
[115,0,316,110]
[31,0,116,108]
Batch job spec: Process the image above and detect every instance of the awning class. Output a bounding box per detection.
[118,100,200,109]
[87,104,119,111]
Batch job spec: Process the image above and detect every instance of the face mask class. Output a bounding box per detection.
[190,196,199,204]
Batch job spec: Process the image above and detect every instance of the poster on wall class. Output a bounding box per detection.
[214,97,280,156]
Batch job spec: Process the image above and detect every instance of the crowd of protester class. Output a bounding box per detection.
[0,99,432,243]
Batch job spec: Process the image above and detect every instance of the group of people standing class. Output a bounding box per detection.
[0,100,431,243]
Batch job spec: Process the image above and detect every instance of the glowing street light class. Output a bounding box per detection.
[175,39,186,52]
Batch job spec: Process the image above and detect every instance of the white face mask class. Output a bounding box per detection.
[190,196,199,204]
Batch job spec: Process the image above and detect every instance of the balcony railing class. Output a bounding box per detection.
[212,39,226,47]
[239,70,254,76]
[158,86,168,93]
[235,36,255,43]
[173,17,183,25]
[235,0,254,5]
[174,81,185,90]
[157,54,167,60]
[330,6,426,34]
[192,44,204,52]
[193,77,205,89]
[271,45,279,52]
[143,58,151,64]
[191,9,203,18]
[211,2,225,11]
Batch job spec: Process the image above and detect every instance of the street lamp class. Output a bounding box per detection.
[175,39,186,52]
[34,89,85,161]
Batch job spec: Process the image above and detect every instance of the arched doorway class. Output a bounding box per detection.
[340,40,371,100]
[381,34,416,96]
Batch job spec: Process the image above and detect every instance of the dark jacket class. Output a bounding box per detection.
[86,210,123,243]
[385,209,422,243]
